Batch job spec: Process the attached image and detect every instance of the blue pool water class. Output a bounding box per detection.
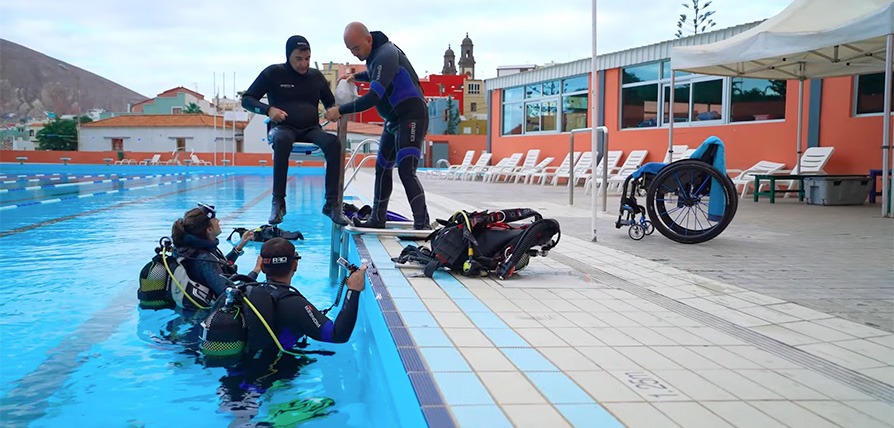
[0,165,423,427]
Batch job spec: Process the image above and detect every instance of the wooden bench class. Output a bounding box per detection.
[15,156,27,165]
[60,157,72,165]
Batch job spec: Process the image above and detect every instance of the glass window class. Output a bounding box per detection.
[563,75,589,93]
[504,87,524,102]
[467,82,481,94]
[855,73,892,115]
[622,84,659,128]
[663,84,691,124]
[541,101,558,131]
[542,80,560,96]
[525,103,541,132]
[525,84,541,99]
[562,93,588,132]
[502,102,523,135]
[623,63,660,84]
[691,79,724,122]
[731,78,786,122]
[661,61,690,79]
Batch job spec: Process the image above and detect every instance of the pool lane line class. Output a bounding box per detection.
[0,173,62,179]
[0,174,225,211]
[0,175,237,238]
[0,173,187,193]
[1,173,125,184]
[1,174,208,205]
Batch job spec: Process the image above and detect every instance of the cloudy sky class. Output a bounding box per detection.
[1,0,790,99]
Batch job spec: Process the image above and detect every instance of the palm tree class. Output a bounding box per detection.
[183,103,203,114]
[676,0,716,38]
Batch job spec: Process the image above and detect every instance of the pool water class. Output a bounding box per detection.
[0,166,422,427]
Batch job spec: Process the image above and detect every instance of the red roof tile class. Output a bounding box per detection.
[81,114,247,129]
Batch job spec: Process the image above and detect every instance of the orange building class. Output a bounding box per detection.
[484,22,887,176]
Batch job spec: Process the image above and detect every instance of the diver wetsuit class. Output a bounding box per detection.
[176,233,256,298]
[338,31,430,229]
[242,41,342,224]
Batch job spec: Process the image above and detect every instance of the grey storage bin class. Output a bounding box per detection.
[804,176,871,205]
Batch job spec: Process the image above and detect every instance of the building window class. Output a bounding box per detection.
[855,72,893,115]
[471,102,477,112]
[621,60,781,129]
[172,107,182,114]
[502,74,589,135]
[176,138,186,151]
[467,82,481,94]
[111,138,123,151]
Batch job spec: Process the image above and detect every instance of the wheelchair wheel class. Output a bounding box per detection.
[645,159,738,244]
[642,220,655,235]
[628,224,645,240]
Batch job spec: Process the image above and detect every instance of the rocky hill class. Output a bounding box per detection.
[0,39,148,122]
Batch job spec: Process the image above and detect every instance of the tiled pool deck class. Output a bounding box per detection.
[347,170,894,428]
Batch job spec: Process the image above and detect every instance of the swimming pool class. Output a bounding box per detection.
[0,165,424,427]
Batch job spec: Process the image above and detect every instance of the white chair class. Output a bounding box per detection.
[446,151,487,180]
[663,145,690,163]
[513,157,555,184]
[429,150,475,179]
[458,153,493,181]
[483,152,524,182]
[603,150,649,193]
[549,151,594,186]
[780,146,836,197]
[139,154,163,165]
[682,148,697,160]
[500,149,540,183]
[190,154,212,166]
[728,160,787,197]
[584,151,623,194]
[529,152,582,185]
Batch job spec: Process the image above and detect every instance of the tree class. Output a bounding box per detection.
[445,97,460,135]
[36,119,78,150]
[183,103,203,114]
[676,0,716,38]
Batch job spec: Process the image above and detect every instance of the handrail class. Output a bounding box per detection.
[343,155,379,191]
[592,126,609,242]
[568,128,592,205]
[345,138,380,169]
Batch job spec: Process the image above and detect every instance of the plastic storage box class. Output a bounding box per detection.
[804,176,871,205]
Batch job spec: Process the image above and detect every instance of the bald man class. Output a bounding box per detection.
[325,22,430,230]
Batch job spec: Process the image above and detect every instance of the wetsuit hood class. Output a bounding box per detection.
[370,31,389,52]
[180,233,220,251]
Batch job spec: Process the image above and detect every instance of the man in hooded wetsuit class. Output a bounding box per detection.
[243,35,350,226]
[324,22,430,230]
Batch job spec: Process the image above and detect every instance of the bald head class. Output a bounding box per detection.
[344,22,373,61]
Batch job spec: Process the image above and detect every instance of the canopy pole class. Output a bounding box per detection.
[590,0,599,240]
[668,72,675,155]
[882,34,893,218]
[797,77,805,175]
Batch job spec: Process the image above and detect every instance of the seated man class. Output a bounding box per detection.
[243,238,367,352]
[242,35,350,226]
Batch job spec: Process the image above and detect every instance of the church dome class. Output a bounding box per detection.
[461,33,472,45]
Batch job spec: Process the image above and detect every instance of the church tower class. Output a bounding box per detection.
[442,44,457,75]
[458,33,475,78]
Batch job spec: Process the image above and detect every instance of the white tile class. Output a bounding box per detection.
[693,370,783,400]
[797,401,892,428]
[538,347,602,371]
[616,327,677,346]
[513,299,551,312]
[497,288,536,300]
[587,327,642,346]
[832,339,894,364]
[650,286,697,300]
[814,318,892,339]
[798,343,888,370]
[650,370,737,401]
[674,284,722,297]
[592,312,642,327]
[569,298,613,313]
[432,311,475,328]
[703,294,758,310]
[577,346,643,370]
[615,347,683,370]
[652,402,736,428]
[731,291,786,306]
[597,299,641,312]
[524,289,563,300]
[779,321,858,342]
[550,289,587,300]
[653,312,705,328]
[751,325,822,346]
[424,298,461,312]
[774,369,876,401]
[541,299,581,312]
[498,312,544,328]
[524,311,577,328]
[710,309,772,327]
[459,347,516,371]
[603,403,682,428]
[562,311,610,328]
[624,312,676,328]
[679,297,731,313]
[732,369,828,400]
[470,288,504,300]
[575,288,615,300]
[868,335,894,349]
[607,370,689,402]
[444,327,494,347]
[750,401,845,428]
[650,327,713,346]
[842,401,894,425]
[738,306,802,324]
[701,402,789,428]
[566,370,644,402]
[721,346,802,369]
[514,328,569,347]
[548,327,606,347]
[501,404,572,428]
[765,302,835,321]
[480,298,524,313]
[652,347,724,370]
[687,327,749,345]
[478,371,546,404]
[859,367,894,384]
[602,289,639,300]
[690,347,764,369]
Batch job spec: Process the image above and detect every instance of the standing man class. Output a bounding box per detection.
[243,35,350,226]
[325,22,430,230]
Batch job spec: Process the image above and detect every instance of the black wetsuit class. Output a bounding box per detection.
[175,233,256,298]
[338,31,430,228]
[242,65,340,204]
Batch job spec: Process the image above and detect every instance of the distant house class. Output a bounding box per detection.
[129,87,215,115]
[80,114,247,154]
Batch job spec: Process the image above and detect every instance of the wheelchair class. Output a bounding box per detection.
[615,139,738,244]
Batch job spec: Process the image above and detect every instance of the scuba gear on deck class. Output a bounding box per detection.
[343,203,411,225]
[227,224,304,243]
[392,208,561,279]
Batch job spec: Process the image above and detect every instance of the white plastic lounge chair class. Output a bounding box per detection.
[483,152,524,182]
[500,149,541,183]
[429,150,475,179]
[583,151,623,194]
[139,154,163,165]
[458,153,492,181]
[513,157,555,184]
[728,160,787,197]
[190,154,212,166]
[663,145,690,163]
[529,152,581,185]
[602,150,649,193]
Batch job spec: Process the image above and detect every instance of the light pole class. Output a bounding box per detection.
[58,64,81,150]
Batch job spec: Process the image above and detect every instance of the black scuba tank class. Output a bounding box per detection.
[138,253,175,310]
[200,287,247,366]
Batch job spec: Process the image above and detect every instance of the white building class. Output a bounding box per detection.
[79,114,248,154]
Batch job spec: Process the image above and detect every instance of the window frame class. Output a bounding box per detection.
[501,74,590,136]
[853,72,894,117]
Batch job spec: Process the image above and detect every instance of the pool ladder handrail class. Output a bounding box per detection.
[343,138,380,191]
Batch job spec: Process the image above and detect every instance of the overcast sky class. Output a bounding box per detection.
[1,0,789,99]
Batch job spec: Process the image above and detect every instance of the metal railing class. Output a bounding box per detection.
[343,138,380,190]
[567,126,610,242]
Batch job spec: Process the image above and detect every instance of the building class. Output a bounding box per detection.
[457,33,476,78]
[242,114,384,154]
[483,21,884,176]
[129,87,215,115]
[79,114,247,155]
[496,65,538,77]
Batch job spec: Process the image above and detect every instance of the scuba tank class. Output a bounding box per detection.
[137,238,176,310]
[200,287,246,366]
